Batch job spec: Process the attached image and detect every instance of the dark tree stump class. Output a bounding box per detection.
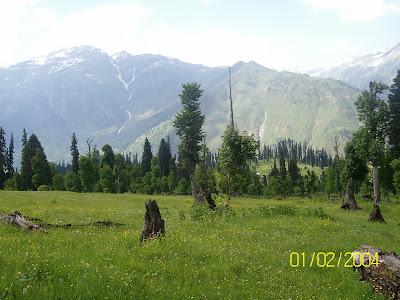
[340,178,361,211]
[195,189,216,210]
[140,200,165,243]
[0,211,47,233]
[353,244,400,299]
[367,204,386,223]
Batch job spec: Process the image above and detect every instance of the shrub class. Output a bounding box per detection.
[4,179,16,191]
[37,185,49,191]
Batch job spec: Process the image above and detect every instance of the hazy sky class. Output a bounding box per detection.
[1,0,399,70]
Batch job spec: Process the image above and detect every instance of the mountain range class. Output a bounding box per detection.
[1,44,399,165]
[306,42,400,90]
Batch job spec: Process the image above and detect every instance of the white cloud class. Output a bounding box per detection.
[139,23,293,69]
[300,0,400,21]
[28,3,151,59]
[0,0,39,65]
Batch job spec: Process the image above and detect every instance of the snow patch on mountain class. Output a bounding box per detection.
[118,106,133,134]
[48,58,85,74]
[86,73,103,85]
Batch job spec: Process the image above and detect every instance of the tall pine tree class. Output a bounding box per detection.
[5,133,14,179]
[20,134,50,190]
[173,82,205,201]
[141,137,153,175]
[70,133,79,173]
[279,148,287,198]
[0,127,6,188]
[388,70,400,159]
[158,138,172,177]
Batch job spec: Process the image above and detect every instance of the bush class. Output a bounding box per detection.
[37,185,49,191]
[271,205,298,216]
[4,179,16,191]
[258,204,270,216]
[189,203,209,221]
[304,207,329,219]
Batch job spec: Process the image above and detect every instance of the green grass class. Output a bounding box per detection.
[254,159,325,177]
[1,191,399,299]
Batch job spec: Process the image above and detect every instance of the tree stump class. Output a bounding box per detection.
[195,189,216,209]
[140,200,165,243]
[340,178,361,211]
[0,211,47,233]
[352,244,400,299]
[367,204,386,223]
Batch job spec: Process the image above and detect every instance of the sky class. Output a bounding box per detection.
[0,0,399,70]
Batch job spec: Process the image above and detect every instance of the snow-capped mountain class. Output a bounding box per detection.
[1,45,362,165]
[307,42,400,90]
[0,46,225,163]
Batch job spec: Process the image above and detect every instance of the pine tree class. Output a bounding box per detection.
[158,138,172,176]
[70,133,79,173]
[21,129,27,147]
[20,134,48,191]
[279,148,287,197]
[173,82,205,201]
[0,127,6,188]
[288,153,301,193]
[31,148,51,189]
[5,133,14,179]
[388,70,400,158]
[141,137,153,175]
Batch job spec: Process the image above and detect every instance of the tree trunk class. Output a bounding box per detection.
[369,163,385,222]
[352,244,399,299]
[368,203,386,223]
[0,211,47,233]
[196,189,216,209]
[189,162,197,202]
[227,172,232,202]
[340,178,361,210]
[140,200,165,243]
[116,175,121,194]
[372,163,381,204]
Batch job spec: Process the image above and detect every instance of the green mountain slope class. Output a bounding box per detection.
[0,47,360,162]
[128,62,360,156]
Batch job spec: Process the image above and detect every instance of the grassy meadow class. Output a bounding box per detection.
[0,191,399,299]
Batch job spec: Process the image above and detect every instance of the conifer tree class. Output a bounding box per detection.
[173,82,205,201]
[31,148,51,188]
[20,134,49,191]
[141,137,153,175]
[158,138,172,176]
[288,153,301,193]
[21,129,27,147]
[388,70,400,158]
[70,133,79,173]
[279,149,287,197]
[0,127,6,188]
[5,133,14,179]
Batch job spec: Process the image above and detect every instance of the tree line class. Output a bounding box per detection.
[1,71,399,209]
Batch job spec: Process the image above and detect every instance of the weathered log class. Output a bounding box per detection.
[340,178,361,211]
[140,200,165,243]
[195,189,216,210]
[0,211,47,233]
[353,244,400,299]
[368,204,386,223]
